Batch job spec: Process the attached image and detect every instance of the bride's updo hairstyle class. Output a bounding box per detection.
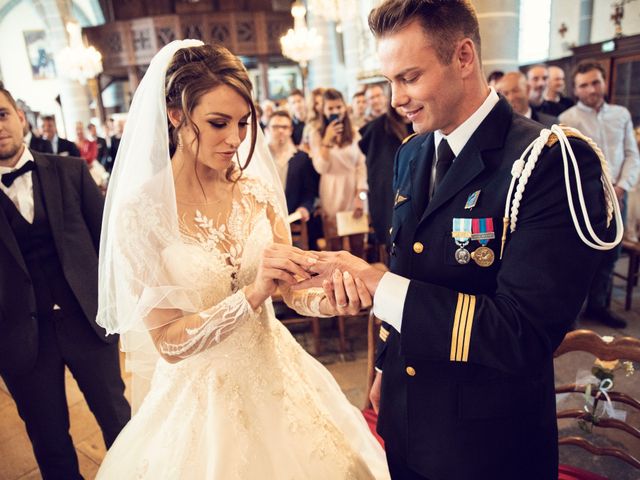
[165,44,258,179]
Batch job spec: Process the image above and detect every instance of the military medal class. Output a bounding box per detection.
[452,218,472,265]
[470,218,496,267]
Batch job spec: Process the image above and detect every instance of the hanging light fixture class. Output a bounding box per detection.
[307,0,359,33]
[280,0,323,70]
[55,22,103,85]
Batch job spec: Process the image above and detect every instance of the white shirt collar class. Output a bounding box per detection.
[434,87,499,157]
[524,107,532,119]
[0,144,33,174]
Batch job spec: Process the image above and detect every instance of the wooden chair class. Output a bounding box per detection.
[612,239,640,311]
[554,329,640,471]
[290,219,309,250]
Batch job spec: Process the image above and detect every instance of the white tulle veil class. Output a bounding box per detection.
[97,39,288,410]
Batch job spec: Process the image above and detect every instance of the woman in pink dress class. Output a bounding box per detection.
[310,88,368,258]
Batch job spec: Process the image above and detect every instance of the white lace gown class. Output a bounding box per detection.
[96,177,389,479]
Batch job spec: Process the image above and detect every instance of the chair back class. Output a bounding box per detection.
[554,329,640,470]
[290,220,309,250]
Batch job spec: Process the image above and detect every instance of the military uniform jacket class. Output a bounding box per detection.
[375,98,610,480]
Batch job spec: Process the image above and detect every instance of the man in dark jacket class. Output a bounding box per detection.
[0,86,130,479]
[40,115,81,157]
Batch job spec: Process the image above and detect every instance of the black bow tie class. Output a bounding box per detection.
[1,161,35,187]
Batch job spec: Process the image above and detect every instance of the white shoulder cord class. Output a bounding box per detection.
[500,125,623,258]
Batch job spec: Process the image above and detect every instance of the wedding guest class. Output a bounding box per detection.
[0,84,130,480]
[300,87,325,152]
[527,64,564,117]
[496,72,557,128]
[364,84,388,121]
[544,65,574,115]
[88,122,108,167]
[287,89,307,146]
[40,115,80,157]
[310,88,368,258]
[351,90,368,129]
[359,99,412,248]
[259,99,275,130]
[75,121,97,165]
[486,69,504,87]
[560,60,640,328]
[23,121,52,154]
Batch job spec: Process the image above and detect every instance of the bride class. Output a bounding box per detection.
[95,40,389,479]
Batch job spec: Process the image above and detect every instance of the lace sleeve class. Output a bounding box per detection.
[148,289,261,362]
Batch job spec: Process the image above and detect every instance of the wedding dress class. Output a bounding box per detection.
[96,175,390,479]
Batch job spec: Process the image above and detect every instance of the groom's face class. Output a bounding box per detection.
[175,85,251,173]
[0,92,26,167]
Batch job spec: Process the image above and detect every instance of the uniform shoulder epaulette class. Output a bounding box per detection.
[402,132,418,145]
[545,124,587,148]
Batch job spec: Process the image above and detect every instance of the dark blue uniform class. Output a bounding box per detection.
[375,98,611,480]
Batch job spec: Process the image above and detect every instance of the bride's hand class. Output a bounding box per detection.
[245,244,318,310]
[320,269,372,316]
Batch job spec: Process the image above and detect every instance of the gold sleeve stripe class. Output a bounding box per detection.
[449,293,465,361]
[461,295,476,362]
[450,293,476,362]
[379,326,390,342]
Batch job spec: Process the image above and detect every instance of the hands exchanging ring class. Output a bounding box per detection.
[321,268,372,316]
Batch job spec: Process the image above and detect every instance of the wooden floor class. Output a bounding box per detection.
[1,262,639,479]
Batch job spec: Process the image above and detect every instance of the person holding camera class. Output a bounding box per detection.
[310,88,368,258]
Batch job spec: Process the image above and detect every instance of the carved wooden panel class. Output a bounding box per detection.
[84,11,292,73]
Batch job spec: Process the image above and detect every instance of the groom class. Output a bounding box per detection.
[296,1,613,479]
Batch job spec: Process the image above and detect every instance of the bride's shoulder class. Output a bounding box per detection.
[237,175,280,207]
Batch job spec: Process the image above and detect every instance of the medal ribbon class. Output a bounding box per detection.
[452,218,472,243]
[471,218,495,246]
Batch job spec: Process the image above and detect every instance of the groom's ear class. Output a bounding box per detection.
[167,108,183,128]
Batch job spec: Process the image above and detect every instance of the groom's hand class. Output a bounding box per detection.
[293,250,385,296]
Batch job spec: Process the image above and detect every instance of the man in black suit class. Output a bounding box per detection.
[0,86,130,479]
[24,121,53,154]
[40,115,81,157]
[299,1,613,478]
[496,71,558,127]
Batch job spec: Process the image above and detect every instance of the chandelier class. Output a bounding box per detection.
[307,0,359,33]
[280,0,323,69]
[56,22,103,85]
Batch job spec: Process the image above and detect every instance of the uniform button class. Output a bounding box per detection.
[406,366,416,376]
[389,227,393,235]
[413,242,424,254]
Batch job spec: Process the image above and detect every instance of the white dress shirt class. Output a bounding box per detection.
[0,145,36,223]
[559,102,640,192]
[373,88,500,333]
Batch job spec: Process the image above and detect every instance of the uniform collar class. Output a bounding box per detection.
[434,87,499,157]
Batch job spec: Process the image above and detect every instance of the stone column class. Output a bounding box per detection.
[307,11,342,92]
[578,0,593,46]
[474,0,520,76]
[31,0,93,139]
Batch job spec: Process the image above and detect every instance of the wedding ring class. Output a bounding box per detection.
[337,302,348,308]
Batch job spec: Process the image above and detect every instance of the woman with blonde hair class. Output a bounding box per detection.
[95,41,388,479]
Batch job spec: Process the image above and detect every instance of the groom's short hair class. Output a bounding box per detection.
[368,0,481,65]
[0,82,19,112]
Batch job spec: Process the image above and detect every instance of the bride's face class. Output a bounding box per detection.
[175,84,251,173]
